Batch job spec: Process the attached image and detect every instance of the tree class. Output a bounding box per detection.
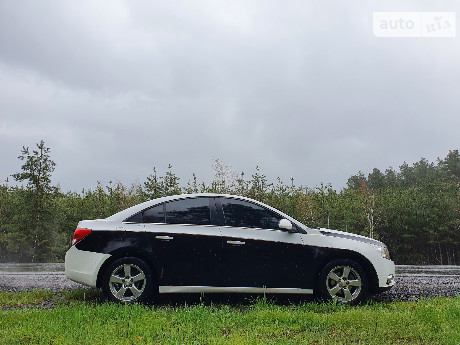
[347,171,366,190]
[144,164,181,199]
[211,158,238,193]
[184,173,200,194]
[398,162,415,187]
[162,164,181,196]
[9,140,57,262]
[234,171,249,196]
[314,183,336,229]
[384,168,398,188]
[0,178,9,260]
[144,167,163,200]
[12,140,56,193]
[247,166,271,202]
[367,168,385,190]
[439,150,460,182]
[358,180,376,239]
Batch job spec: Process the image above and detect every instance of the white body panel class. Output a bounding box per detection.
[65,245,111,288]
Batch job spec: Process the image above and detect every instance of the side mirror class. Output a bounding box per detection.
[279,219,293,231]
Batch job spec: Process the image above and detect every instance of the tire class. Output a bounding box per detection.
[102,257,156,303]
[317,259,368,305]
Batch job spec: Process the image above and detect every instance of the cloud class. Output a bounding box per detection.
[1,0,459,191]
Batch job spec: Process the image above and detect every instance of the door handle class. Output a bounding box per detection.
[155,235,173,241]
[227,240,245,245]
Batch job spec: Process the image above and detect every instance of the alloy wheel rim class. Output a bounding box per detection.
[109,263,146,302]
[325,265,362,303]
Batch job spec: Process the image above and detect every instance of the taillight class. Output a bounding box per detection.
[71,228,92,246]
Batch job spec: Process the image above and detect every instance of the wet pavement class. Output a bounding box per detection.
[1,264,459,302]
[0,263,84,293]
[0,263,65,273]
[374,274,460,302]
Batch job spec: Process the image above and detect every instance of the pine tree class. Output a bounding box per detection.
[10,140,57,262]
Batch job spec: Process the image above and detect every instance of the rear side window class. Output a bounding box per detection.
[125,198,211,225]
[165,198,211,225]
[221,198,282,229]
[144,204,165,223]
[126,204,165,223]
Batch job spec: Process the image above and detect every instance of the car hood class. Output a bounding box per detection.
[319,228,386,247]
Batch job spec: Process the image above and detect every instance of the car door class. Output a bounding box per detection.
[218,197,310,289]
[140,197,222,287]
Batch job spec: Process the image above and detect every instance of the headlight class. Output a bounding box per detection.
[377,246,391,260]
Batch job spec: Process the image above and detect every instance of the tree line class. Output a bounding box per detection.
[0,141,459,264]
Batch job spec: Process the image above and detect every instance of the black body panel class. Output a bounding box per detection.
[148,231,222,286]
[221,233,336,289]
[221,236,269,287]
[76,229,356,290]
[76,231,152,256]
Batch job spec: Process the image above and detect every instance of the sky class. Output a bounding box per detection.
[1,0,459,192]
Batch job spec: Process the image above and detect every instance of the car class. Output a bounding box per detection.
[65,193,395,304]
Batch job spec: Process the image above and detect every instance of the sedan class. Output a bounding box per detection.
[65,193,395,304]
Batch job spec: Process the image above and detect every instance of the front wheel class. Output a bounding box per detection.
[317,259,368,305]
[102,257,155,303]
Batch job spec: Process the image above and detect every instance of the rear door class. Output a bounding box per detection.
[137,197,222,287]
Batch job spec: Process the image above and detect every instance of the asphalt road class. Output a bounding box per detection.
[1,268,459,303]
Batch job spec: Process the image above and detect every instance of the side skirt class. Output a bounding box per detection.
[159,286,314,294]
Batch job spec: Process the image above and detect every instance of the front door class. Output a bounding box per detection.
[218,198,309,290]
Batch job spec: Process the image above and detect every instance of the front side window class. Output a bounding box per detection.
[165,198,211,225]
[221,198,282,229]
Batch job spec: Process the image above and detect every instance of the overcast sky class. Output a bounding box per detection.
[1,0,459,192]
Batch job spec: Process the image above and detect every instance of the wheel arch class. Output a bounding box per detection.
[96,247,159,289]
[315,249,379,294]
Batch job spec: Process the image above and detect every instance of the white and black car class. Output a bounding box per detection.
[65,193,395,304]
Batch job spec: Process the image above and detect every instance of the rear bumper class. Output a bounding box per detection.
[65,246,111,288]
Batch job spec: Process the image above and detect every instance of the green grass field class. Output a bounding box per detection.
[1,290,460,344]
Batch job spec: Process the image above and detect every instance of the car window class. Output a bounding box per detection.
[221,198,282,229]
[143,204,165,223]
[165,198,211,225]
[125,203,165,223]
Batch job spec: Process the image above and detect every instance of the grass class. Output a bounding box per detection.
[1,290,460,344]
[0,290,53,308]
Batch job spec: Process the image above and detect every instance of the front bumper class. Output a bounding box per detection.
[379,274,395,292]
[65,246,111,288]
[373,255,396,292]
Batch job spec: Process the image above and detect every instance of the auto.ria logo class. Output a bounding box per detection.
[373,12,456,37]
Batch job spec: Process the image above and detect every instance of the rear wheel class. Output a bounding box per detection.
[318,259,368,305]
[102,257,156,303]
